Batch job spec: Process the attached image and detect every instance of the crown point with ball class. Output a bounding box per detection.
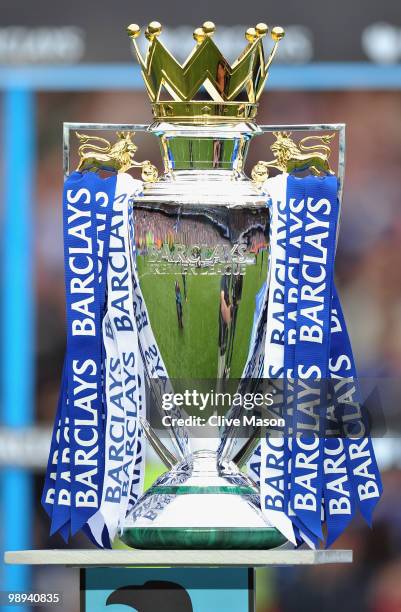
[193,27,206,44]
[202,21,216,36]
[245,27,258,43]
[127,23,141,38]
[271,26,285,42]
[145,21,162,40]
[255,23,269,37]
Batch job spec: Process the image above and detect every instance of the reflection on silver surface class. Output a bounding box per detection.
[134,201,269,383]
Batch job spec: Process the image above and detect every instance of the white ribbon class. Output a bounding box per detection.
[259,174,296,544]
[89,174,145,544]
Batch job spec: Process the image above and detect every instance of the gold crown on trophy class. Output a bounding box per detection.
[127,21,285,123]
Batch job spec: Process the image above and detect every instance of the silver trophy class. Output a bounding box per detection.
[64,20,345,549]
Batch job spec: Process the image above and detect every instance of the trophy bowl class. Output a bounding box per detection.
[122,451,286,549]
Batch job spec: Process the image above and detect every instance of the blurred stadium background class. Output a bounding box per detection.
[1,1,401,610]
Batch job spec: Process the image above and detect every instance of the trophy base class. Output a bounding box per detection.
[120,526,286,550]
[122,450,288,550]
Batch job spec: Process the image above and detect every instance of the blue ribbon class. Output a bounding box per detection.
[323,290,355,546]
[50,361,71,537]
[41,360,66,529]
[330,286,382,527]
[42,171,116,539]
[288,175,338,541]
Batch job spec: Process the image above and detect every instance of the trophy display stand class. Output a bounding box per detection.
[4,549,352,611]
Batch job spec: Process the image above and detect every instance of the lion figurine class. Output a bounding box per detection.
[75,131,158,181]
[252,131,335,184]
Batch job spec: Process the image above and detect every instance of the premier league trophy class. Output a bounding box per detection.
[43,20,382,551]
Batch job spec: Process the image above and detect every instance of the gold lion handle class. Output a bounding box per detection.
[252,131,335,185]
[75,131,158,182]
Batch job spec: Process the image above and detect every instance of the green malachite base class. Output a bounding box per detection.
[148,485,256,496]
[121,527,287,550]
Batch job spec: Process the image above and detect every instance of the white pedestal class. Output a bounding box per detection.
[5,548,352,567]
